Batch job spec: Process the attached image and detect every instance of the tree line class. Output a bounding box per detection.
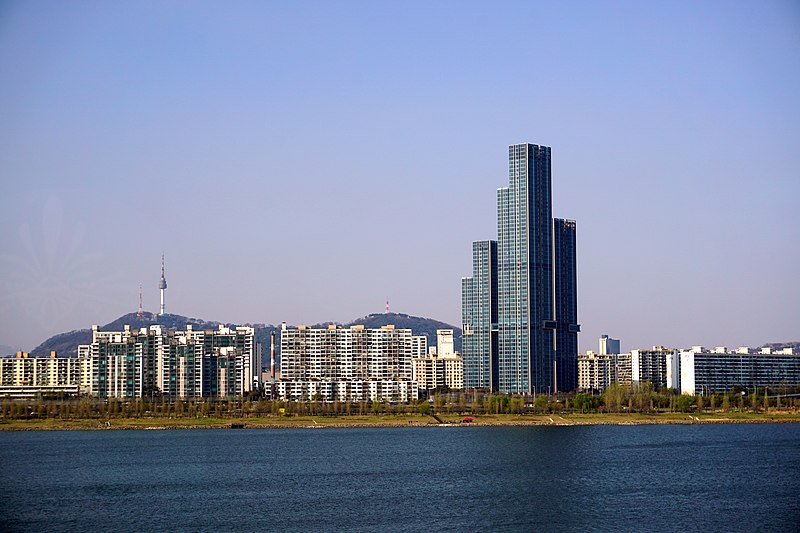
[2,383,798,420]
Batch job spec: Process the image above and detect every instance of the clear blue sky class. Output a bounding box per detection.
[1,1,798,353]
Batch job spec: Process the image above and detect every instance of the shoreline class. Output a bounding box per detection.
[1,412,798,431]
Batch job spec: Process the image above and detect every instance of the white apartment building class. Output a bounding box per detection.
[278,324,418,402]
[411,335,428,359]
[275,379,418,403]
[680,346,799,395]
[437,329,455,357]
[0,352,92,397]
[578,337,678,392]
[631,347,677,389]
[411,329,464,390]
[599,335,620,355]
[577,352,631,392]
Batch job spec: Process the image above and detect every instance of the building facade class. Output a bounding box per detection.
[274,379,418,403]
[462,143,579,394]
[553,218,579,392]
[496,143,554,394]
[0,352,91,397]
[461,240,498,390]
[278,324,418,402]
[578,339,676,392]
[437,329,455,357]
[577,352,632,392]
[411,335,428,359]
[580,342,800,394]
[411,329,464,391]
[630,347,677,389]
[680,347,799,395]
[82,324,259,399]
[599,335,620,356]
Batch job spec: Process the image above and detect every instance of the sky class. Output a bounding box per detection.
[0,1,798,353]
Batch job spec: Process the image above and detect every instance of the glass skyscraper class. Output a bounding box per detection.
[461,240,498,390]
[553,217,579,392]
[462,143,579,394]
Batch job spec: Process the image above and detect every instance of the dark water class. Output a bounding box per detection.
[1,424,799,532]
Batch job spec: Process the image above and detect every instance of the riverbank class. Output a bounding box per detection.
[1,411,798,430]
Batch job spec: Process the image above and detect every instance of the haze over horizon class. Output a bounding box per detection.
[1,1,798,353]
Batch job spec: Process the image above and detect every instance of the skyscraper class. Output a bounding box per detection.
[461,240,498,390]
[497,144,555,393]
[553,218,579,392]
[462,143,578,394]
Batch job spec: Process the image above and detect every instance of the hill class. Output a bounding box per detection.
[30,313,222,357]
[29,311,461,364]
[344,312,462,352]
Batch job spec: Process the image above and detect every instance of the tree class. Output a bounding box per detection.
[632,382,654,412]
[675,395,695,413]
[433,395,446,413]
[750,393,759,411]
[509,396,524,414]
[573,393,594,413]
[534,395,548,414]
[602,383,629,412]
[174,398,185,417]
[417,401,432,416]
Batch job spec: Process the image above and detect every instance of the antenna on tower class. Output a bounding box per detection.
[385,297,390,314]
[137,284,144,318]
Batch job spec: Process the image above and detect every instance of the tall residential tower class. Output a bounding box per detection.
[461,240,498,390]
[462,143,579,394]
[553,217,579,392]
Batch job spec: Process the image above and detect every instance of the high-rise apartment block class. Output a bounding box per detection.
[577,352,631,393]
[0,351,91,398]
[278,324,418,402]
[462,143,579,394]
[599,335,620,355]
[436,329,455,357]
[412,329,464,391]
[631,347,676,389]
[680,346,799,395]
[411,335,428,359]
[578,344,676,392]
[553,218,579,392]
[82,324,259,398]
[461,240,498,390]
[579,337,800,394]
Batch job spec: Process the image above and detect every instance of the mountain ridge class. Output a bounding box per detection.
[29,311,463,362]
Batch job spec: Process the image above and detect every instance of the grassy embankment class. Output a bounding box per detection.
[1,411,798,431]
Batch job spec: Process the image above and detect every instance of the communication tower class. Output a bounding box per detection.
[159,253,167,316]
[137,284,144,318]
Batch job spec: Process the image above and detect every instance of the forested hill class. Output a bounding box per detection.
[30,313,222,357]
[29,312,461,361]
[345,312,462,352]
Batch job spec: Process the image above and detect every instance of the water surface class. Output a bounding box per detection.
[1,424,798,531]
